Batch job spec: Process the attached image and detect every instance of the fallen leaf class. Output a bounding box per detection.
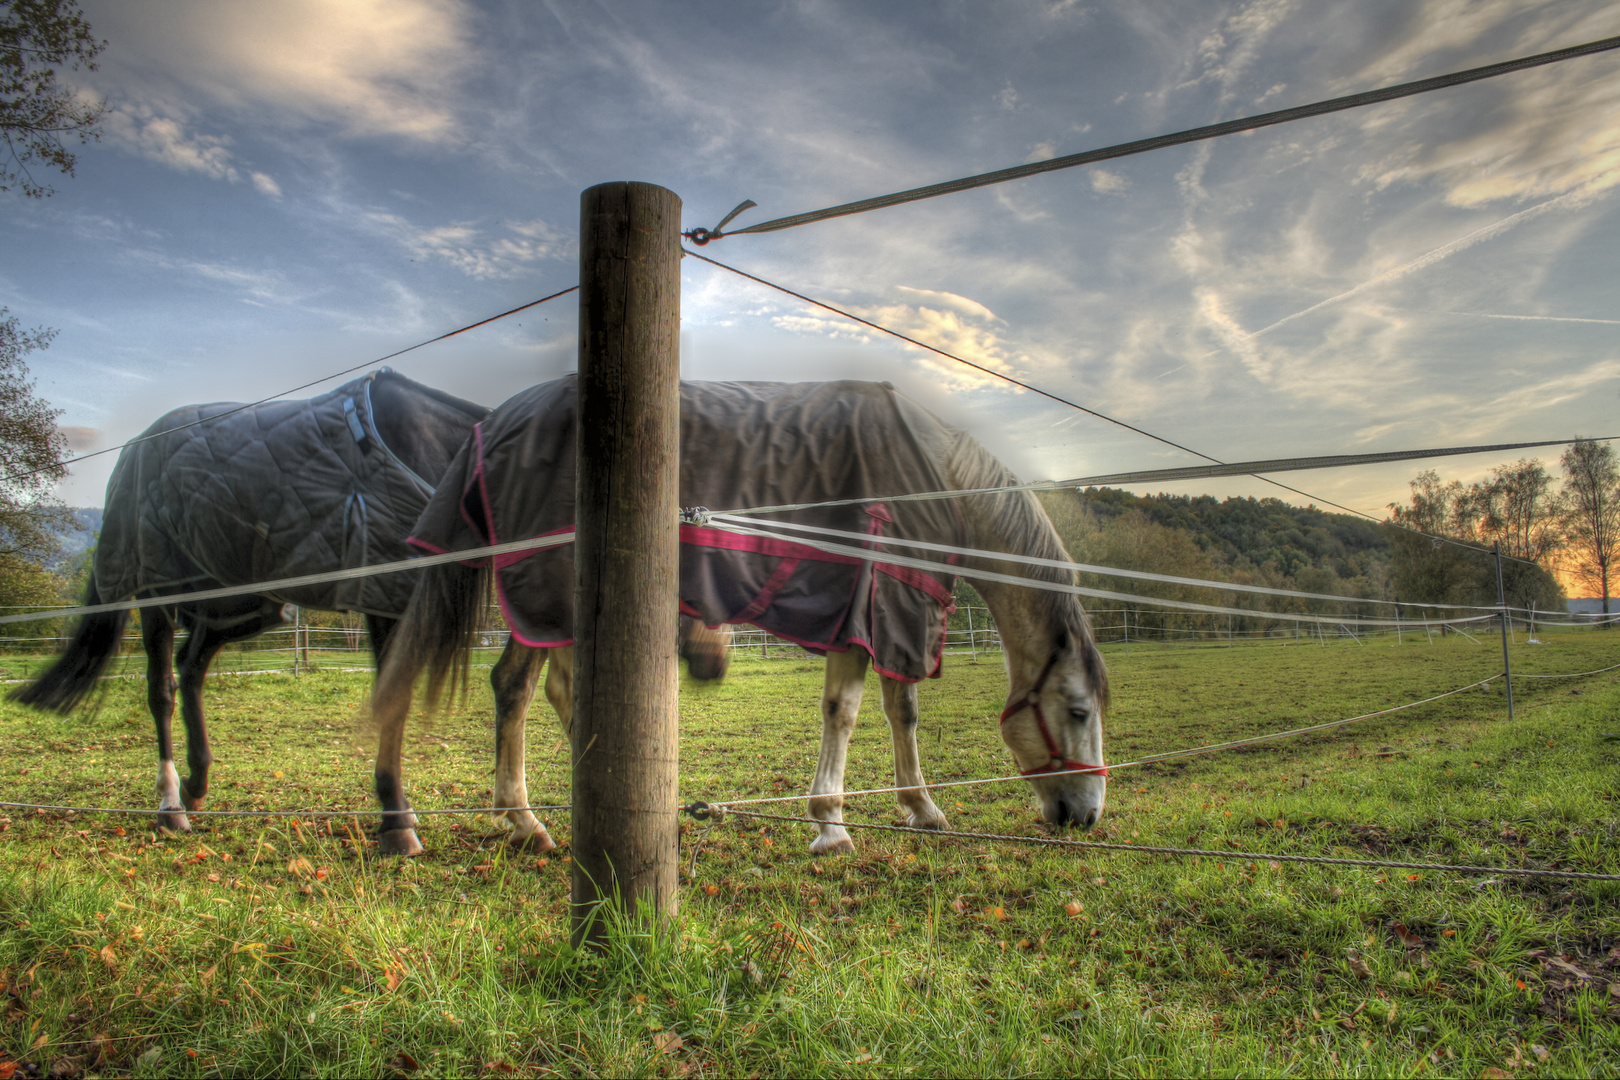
[984,906,1007,921]
[1345,952,1373,979]
[1064,901,1083,917]
[98,944,116,969]
[1481,1068,1510,1079]
[1531,1046,1550,1062]
[387,1051,420,1073]
[314,867,330,881]
[1392,922,1424,948]
[950,896,967,915]
[272,771,284,779]
[484,1063,516,1074]
[1541,956,1592,980]
[384,967,403,992]
[0,1062,16,1080]
[199,964,217,986]
[653,1030,683,1055]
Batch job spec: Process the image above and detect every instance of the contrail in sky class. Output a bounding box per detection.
[1443,311,1620,326]
[1245,186,1592,340]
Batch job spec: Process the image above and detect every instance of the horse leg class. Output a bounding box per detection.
[879,674,949,831]
[372,631,422,856]
[142,612,187,833]
[543,645,573,737]
[808,648,869,855]
[490,638,554,851]
[174,611,281,811]
[365,614,396,668]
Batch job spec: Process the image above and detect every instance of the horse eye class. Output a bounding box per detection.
[1068,707,1090,725]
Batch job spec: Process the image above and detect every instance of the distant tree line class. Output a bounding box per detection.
[1035,487,1399,637]
[1389,442,1619,615]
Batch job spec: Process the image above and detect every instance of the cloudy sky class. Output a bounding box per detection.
[6,0,1620,515]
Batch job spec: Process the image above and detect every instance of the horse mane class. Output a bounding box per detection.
[940,427,1109,707]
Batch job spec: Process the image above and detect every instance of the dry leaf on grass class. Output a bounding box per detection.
[1392,922,1424,948]
[1064,901,1084,917]
[653,1030,683,1055]
[1344,951,1373,979]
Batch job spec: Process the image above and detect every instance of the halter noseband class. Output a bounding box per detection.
[998,652,1109,779]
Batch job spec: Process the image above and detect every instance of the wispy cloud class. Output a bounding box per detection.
[355,210,574,279]
[102,103,282,197]
[90,0,475,143]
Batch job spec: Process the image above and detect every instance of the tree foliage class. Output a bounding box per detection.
[1036,488,1397,633]
[0,307,70,611]
[0,0,103,197]
[1387,466,1565,614]
[1557,439,1620,612]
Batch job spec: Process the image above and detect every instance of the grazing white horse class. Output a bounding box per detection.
[366,379,1108,856]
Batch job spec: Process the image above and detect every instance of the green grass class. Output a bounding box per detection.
[0,629,1617,1077]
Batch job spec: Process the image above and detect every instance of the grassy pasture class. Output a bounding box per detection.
[0,630,1617,1077]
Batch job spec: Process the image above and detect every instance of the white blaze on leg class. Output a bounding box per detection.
[809,649,868,855]
[491,641,554,850]
[156,759,189,829]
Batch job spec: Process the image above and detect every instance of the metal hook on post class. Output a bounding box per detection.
[683,200,757,245]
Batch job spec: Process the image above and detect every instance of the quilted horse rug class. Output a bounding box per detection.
[97,368,486,618]
[409,378,965,682]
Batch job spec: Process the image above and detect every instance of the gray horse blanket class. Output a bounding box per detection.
[409,378,965,682]
[98,371,453,618]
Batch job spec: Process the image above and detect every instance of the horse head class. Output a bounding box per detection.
[998,621,1108,829]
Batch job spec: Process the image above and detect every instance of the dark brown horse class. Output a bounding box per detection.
[13,370,488,831]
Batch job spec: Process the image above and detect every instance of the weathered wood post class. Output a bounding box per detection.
[571,181,682,947]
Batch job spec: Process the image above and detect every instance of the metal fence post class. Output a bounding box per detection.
[1494,542,1514,719]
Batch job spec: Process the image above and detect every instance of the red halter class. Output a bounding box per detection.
[999,652,1109,779]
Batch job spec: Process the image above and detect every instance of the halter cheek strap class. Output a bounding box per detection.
[999,652,1110,779]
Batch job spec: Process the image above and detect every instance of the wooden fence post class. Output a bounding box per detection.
[571,181,683,947]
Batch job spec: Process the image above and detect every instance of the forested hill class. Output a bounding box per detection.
[1036,487,1397,603]
[1075,488,1392,581]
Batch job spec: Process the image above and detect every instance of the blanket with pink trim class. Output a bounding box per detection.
[408,378,964,682]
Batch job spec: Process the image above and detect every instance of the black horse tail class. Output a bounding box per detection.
[9,579,129,714]
[679,616,732,681]
[391,559,491,714]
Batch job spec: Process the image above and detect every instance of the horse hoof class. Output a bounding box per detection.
[906,813,949,831]
[507,831,557,853]
[157,812,191,834]
[810,836,856,856]
[378,829,424,857]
